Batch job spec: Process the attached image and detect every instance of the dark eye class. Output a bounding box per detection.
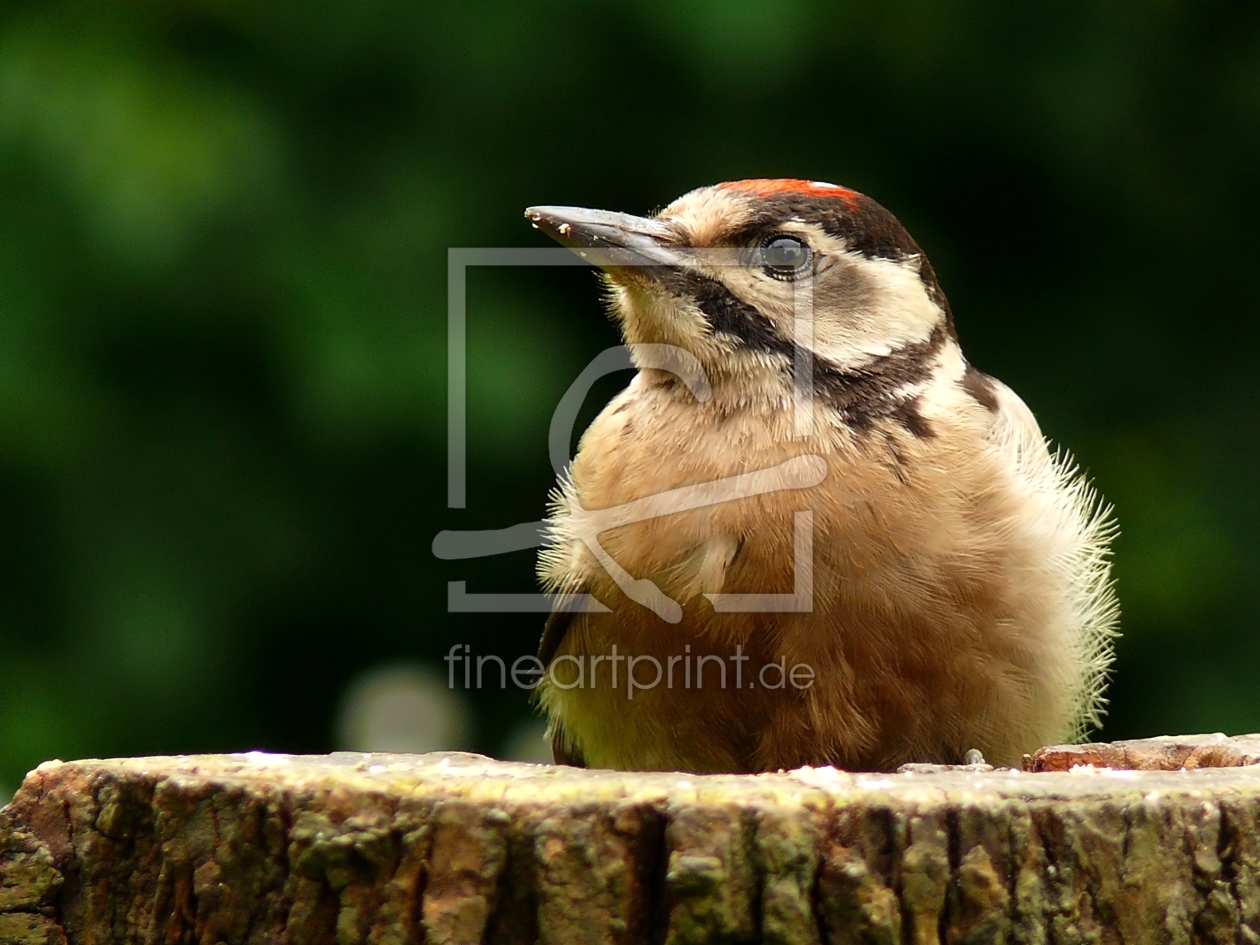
[760,234,812,279]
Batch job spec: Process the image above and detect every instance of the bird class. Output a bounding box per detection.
[524,179,1117,774]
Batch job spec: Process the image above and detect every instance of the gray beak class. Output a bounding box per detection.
[525,206,683,268]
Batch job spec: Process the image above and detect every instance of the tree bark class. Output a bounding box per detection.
[1,735,1259,945]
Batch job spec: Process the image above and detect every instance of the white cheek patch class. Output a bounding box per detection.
[810,253,942,365]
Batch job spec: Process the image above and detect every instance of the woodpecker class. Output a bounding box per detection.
[525,179,1117,773]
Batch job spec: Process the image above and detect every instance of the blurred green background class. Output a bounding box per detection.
[0,0,1257,788]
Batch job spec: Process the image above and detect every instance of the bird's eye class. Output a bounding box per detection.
[760,234,813,279]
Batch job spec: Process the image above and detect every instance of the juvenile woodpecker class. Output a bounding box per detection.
[526,179,1117,773]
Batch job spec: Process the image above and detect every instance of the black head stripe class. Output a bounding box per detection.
[653,269,944,437]
[657,270,797,360]
[812,325,947,437]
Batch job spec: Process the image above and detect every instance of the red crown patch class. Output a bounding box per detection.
[719,179,862,206]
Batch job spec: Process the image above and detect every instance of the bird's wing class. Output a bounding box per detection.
[536,606,588,767]
[537,606,575,667]
[550,727,587,767]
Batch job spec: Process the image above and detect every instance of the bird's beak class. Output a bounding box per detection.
[525,206,683,269]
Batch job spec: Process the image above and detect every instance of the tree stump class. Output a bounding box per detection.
[2,734,1260,945]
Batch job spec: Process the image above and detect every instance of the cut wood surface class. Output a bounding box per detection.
[2,734,1260,945]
